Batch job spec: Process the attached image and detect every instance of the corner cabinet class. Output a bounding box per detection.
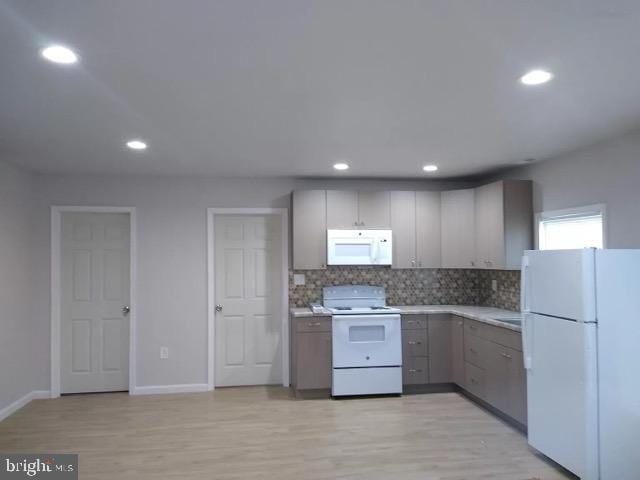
[475,180,533,270]
[292,190,327,269]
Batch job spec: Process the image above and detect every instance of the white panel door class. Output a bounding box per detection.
[524,249,595,322]
[215,215,282,386]
[525,313,598,479]
[61,213,130,393]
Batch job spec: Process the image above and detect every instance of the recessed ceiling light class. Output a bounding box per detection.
[423,165,438,172]
[126,140,147,150]
[520,69,553,86]
[41,45,78,65]
[333,163,349,171]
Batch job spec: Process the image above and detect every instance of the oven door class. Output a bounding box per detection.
[332,314,402,368]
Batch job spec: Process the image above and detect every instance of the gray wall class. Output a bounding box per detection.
[0,160,40,410]
[500,128,640,248]
[30,175,473,389]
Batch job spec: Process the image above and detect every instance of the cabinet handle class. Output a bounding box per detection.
[501,353,512,359]
[417,261,422,267]
[469,348,477,354]
[408,369,422,373]
[469,325,477,330]
[411,260,416,267]
[470,260,475,267]
[458,321,463,325]
[308,322,322,327]
[407,341,422,345]
[471,378,478,384]
[360,221,365,226]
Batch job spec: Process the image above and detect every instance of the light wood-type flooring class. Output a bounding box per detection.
[0,387,574,480]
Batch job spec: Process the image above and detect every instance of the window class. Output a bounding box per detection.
[537,204,606,250]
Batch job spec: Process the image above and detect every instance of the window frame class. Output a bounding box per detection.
[535,203,607,250]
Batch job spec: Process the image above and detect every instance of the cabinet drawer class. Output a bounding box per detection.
[487,326,522,352]
[403,357,429,385]
[402,328,428,357]
[296,317,332,333]
[464,318,488,338]
[464,333,489,369]
[402,315,428,330]
[464,362,485,399]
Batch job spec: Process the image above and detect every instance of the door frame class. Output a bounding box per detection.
[50,206,137,398]
[207,208,289,390]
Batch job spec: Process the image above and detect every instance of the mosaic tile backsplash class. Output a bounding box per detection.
[289,267,521,311]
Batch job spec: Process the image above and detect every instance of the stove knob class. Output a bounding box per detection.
[366,356,370,360]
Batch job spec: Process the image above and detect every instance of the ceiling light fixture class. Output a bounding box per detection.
[41,44,78,65]
[126,140,147,150]
[520,69,553,86]
[423,165,438,172]
[333,163,349,171]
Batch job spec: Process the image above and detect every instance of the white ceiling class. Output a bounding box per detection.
[1,0,640,178]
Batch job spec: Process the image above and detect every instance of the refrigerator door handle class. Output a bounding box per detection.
[522,312,533,370]
[521,255,533,370]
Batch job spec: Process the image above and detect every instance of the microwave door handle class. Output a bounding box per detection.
[371,239,380,264]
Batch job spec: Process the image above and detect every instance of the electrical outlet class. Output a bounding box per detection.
[491,279,498,292]
[293,273,306,286]
[160,347,169,359]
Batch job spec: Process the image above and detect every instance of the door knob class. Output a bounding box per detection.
[215,304,223,312]
[122,305,130,316]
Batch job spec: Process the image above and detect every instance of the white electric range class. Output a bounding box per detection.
[323,285,402,396]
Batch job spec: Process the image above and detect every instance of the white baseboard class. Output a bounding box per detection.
[0,390,51,423]
[131,383,210,396]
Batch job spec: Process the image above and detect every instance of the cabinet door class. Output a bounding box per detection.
[507,347,527,425]
[441,189,476,268]
[358,191,391,228]
[415,191,441,268]
[293,190,327,269]
[451,316,465,386]
[484,341,509,413]
[390,191,416,268]
[486,181,505,269]
[326,190,359,229]
[474,184,491,268]
[295,332,332,390]
[428,314,452,383]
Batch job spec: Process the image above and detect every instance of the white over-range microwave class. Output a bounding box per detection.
[327,229,393,266]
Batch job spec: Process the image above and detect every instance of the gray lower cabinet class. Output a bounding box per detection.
[292,317,332,391]
[461,318,527,426]
[402,315,429,385]
[427,314,452,383]
[451,316,465,386]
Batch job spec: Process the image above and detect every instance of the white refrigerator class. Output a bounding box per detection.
[521,249,640,480]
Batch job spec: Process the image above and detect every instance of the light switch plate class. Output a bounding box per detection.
[293,273,306,286]
[491,279,498,292]
[160,347,169,359]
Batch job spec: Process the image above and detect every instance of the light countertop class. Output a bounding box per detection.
[289,305,522,332]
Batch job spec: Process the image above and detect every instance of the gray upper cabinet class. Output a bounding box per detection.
[389,191,441,269]
[440,189,476,268]
[292,190,327,270]
[292,183,531,271]
[326,190,359,229]
[326,190,390,229]
[390,191,417,269]
[358,191,391,228]
[416,191,441,268]
[475,180,533,270]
